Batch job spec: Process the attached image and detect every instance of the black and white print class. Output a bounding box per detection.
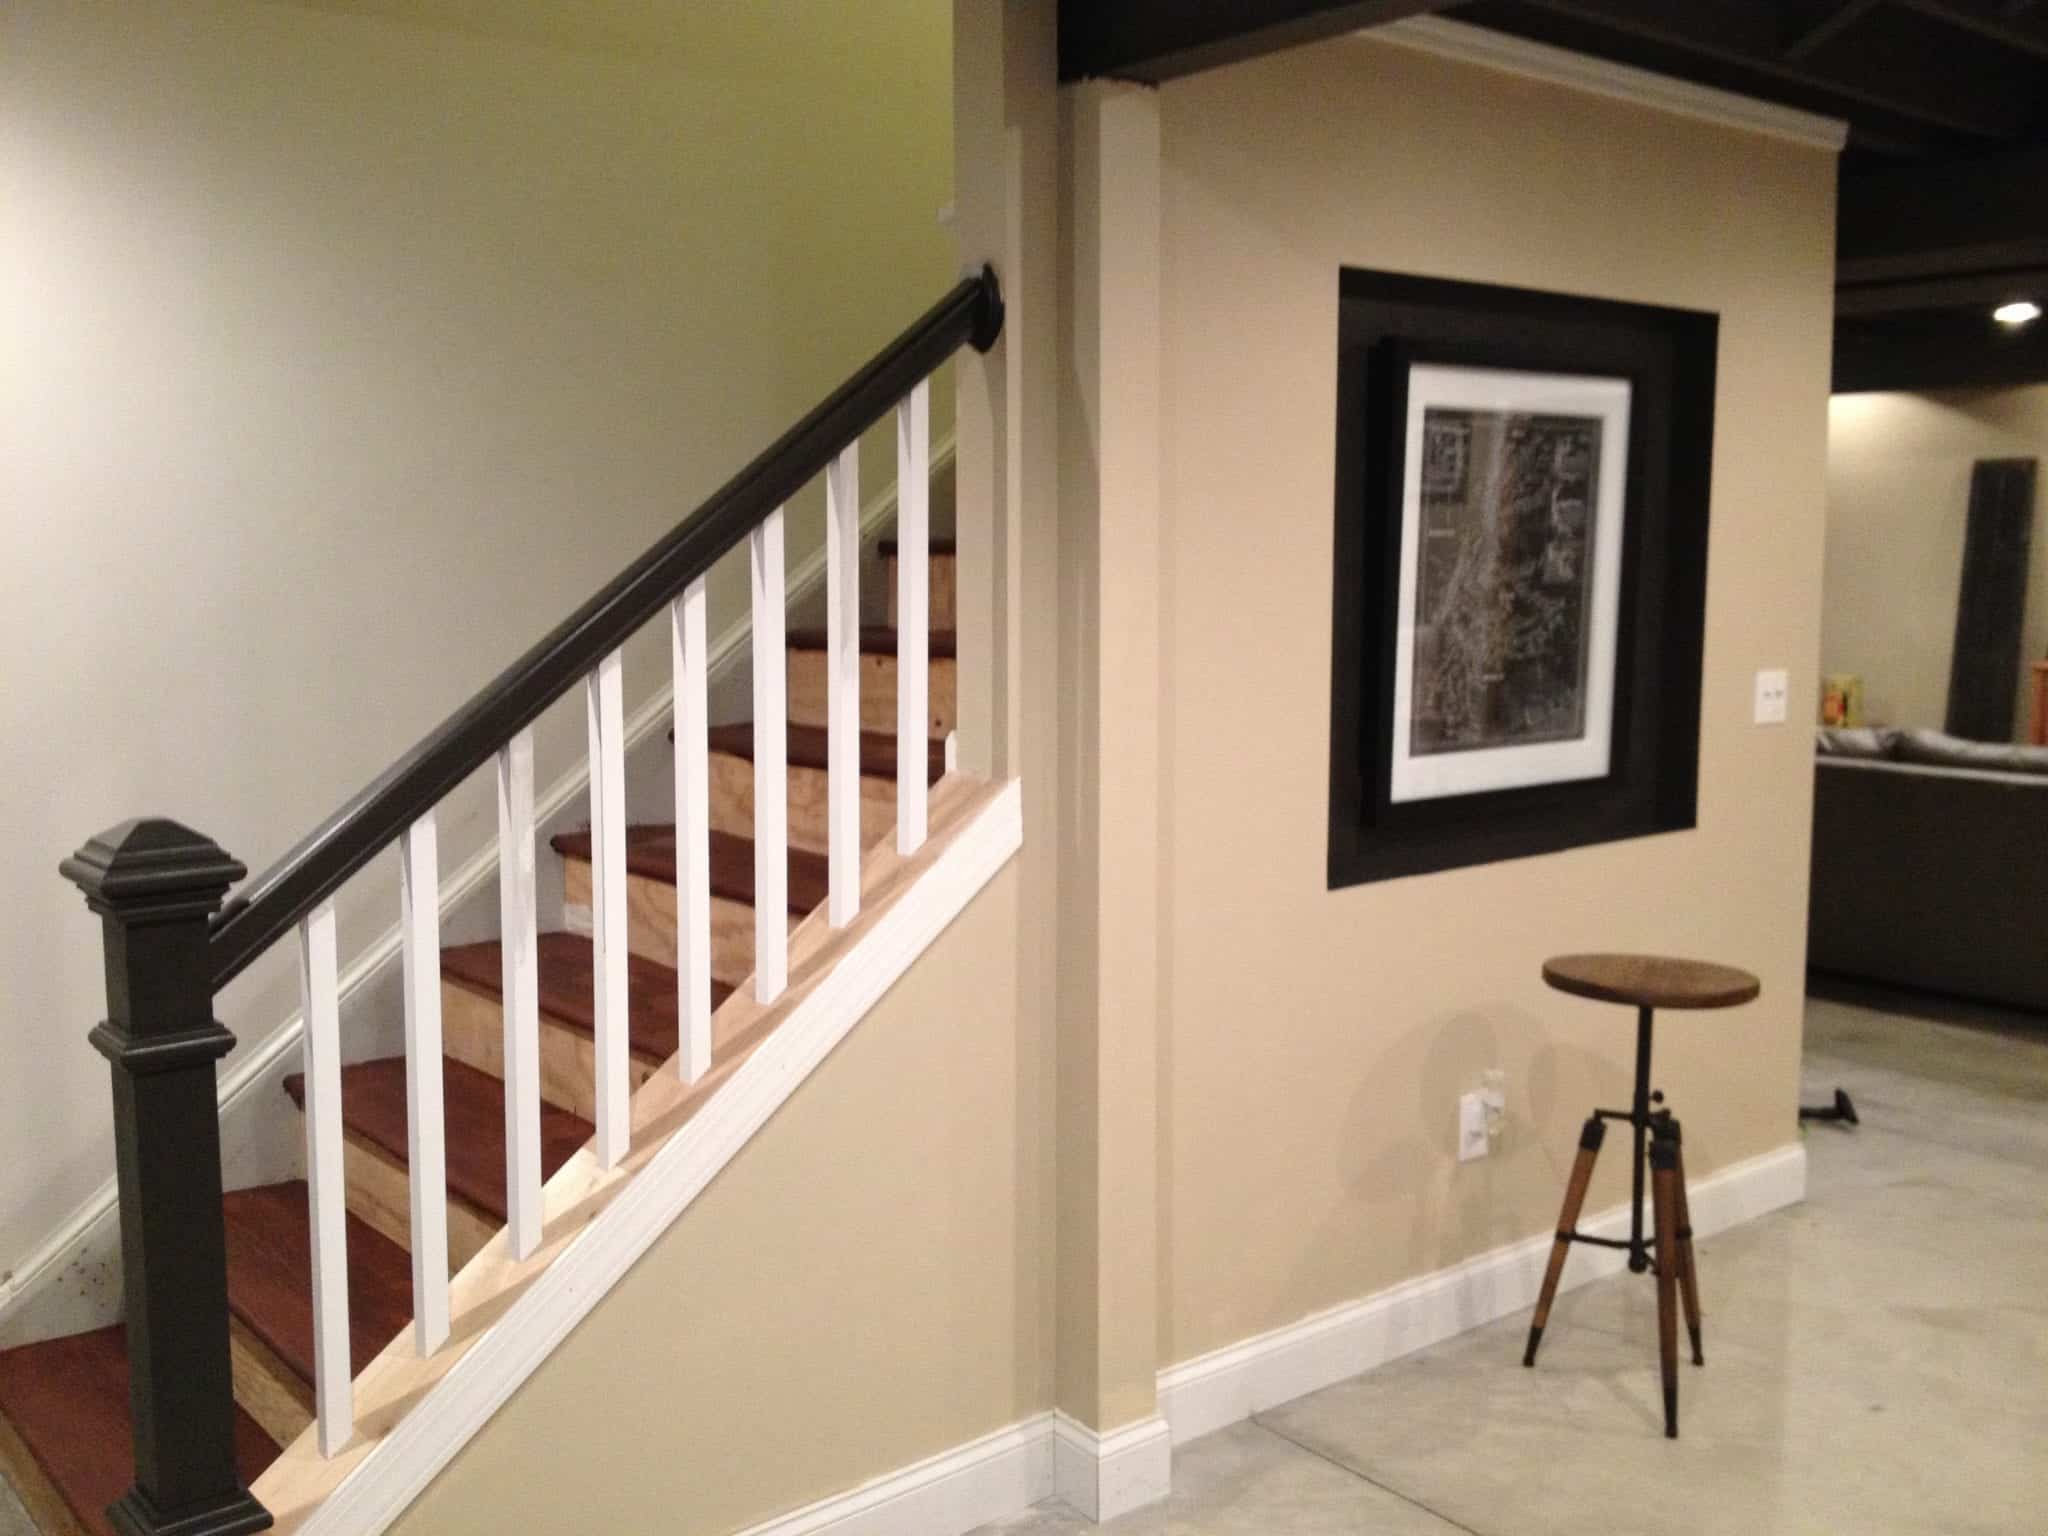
[1410,408,1602,755]
[1390,365,1632,804]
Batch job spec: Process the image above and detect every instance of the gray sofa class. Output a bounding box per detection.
[1809,727,2048,1012]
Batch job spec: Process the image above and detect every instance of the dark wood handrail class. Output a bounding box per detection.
[209,266,1002,992]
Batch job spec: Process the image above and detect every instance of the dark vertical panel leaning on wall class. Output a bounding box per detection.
[1945,458,2038,741]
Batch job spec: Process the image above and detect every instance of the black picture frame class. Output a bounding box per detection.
[1327,268,1719,889]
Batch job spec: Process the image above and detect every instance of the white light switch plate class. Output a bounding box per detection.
[1754,668,1789,725]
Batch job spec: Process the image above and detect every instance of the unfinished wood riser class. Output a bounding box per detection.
[231,1316,314,1450]
[787,649,957,736]
[708,747,898,853]
[563,854,793,982]
[314,1127,497,1277]
[0,1412,86,1536]
[885,550,956,631]
[441,978,659,1124]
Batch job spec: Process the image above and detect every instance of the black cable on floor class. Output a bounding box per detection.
[1248,1414,1489,1536]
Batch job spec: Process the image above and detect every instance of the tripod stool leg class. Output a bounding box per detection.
[1671,1124,1703,1365]
[1525,1115,1605,1367]
[1651,1130,1681,1438]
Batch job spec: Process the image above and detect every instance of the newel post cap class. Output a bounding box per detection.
[61,818,247,922]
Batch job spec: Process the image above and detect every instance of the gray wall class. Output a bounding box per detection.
[1824,388,2048,734]
[0,0,956,1316]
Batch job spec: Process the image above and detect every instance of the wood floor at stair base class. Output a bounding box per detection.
[707,748,897,853]
[0,1410,86,1536]
[562,856,789,983]
[787,650,957,736]
[335,1131,495,1275]
[247,776,1013,1535]
[231,1314,315,1450]
[440,979,657,1124]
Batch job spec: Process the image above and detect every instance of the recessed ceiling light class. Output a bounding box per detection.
[1993,300,2042,327]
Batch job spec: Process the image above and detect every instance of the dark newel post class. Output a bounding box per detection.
[61,820,272,1536]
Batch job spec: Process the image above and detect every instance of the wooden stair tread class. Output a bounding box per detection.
[440,933,732,1063]
[283,1057,590,1225]
[705,721,945,783]
[878,536,956,557]
[552,827,830,913]
[222,1181,412,1387]
[784,624,957,660]
[0,1325,277,1536]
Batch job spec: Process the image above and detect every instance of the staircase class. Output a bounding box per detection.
[1,473,990,1526]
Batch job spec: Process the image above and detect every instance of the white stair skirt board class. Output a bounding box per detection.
[276,779,1024,1536]
[719,1410,1168,1536]
[731,1414,1055,1536]
[1052,1413,1173,1525]
[0,435,957,1351]
[1156,1140,1809,1446]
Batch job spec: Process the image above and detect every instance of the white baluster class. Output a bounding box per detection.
[586,651,630,1168]
[298,900,352,1454]
[896,378,930,854]
[826,443,861,927]
[497,728,542,1259]
[672,580,713,1083]
[399,816,449,1356]
[751,509,789,1002]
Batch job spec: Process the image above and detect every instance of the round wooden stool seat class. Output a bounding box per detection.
[1542,953,1760,1011]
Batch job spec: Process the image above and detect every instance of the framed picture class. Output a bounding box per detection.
[1390,364,1633,803]
[1327,269,1718,890]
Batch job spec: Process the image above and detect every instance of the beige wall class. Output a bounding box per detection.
[1150,38,1837,1365]
[953,0,1069,1447]
[4,3,1848,1524]
[401,24,1840,1508]
[1052,82,1170,1432]
[1824,387,2048,734]
[387,865,1045,1536]
[0,0,954,1269]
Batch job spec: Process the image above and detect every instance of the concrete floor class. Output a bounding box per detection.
[2,988,2040,1536]
[981,985,2048,1536]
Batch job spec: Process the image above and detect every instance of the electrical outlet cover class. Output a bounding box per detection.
[1458,1092,1490,1162]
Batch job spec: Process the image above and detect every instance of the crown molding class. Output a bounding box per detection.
[1370,16,1849,153]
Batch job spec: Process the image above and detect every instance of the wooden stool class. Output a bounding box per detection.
[1525,953,1761,1439]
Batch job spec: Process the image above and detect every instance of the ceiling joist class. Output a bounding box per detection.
[1892,0,2048,62]
[1057,0,1463,83]
[1783,0,1889,60]
[1467,0,2042,141]
[1057,0,2048,390]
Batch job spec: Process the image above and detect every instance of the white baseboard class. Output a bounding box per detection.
[558,1139,1801,1536]
[0,439,952,1349]
[1052,1412,1172,1523]
[734,1414,1055,1536]
[721,1407,1172,1536]
[1156,1140,1807,1445]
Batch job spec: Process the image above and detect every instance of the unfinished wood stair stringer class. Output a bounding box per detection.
[249,774,1021,1536]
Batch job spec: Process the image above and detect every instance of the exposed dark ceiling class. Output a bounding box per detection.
[1058,0,2048,392]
